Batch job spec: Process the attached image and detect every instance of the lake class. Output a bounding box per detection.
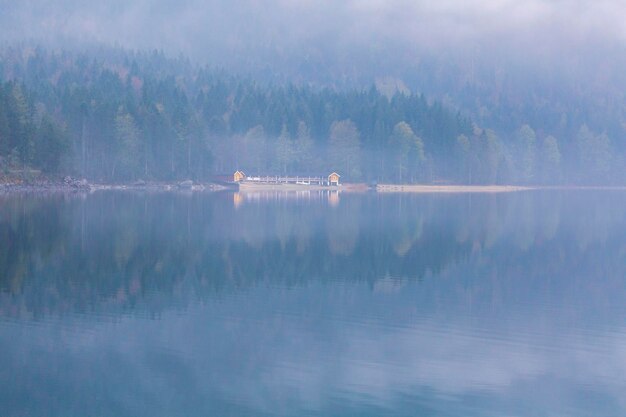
[1,190,625,417]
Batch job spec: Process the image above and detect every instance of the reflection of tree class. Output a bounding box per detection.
[2,191,626,319]
[513,193,536,251]
[326,198,359,256]
[538,192,561,241]
[387,199,424,257]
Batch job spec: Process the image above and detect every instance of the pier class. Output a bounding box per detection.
[234,171,341,186]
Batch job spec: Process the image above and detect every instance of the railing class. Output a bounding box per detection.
[244,176,330,185]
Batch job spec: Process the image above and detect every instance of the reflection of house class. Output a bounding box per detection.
[233,192,243,209]
[328,191,340,207]
[233,170,246,182]
[328,172,340,186]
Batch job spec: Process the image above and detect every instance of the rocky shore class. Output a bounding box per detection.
[0,177,228,194]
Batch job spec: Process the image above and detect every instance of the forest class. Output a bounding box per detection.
[0,46,623,185]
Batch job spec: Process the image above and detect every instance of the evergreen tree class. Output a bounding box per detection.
[328,119,361,179]
[274,124,294,174]
[33,116,69,173]
[4,47,614,185]
[0,88,11,157]
[576,125,612,183]
[113,110,141,180]
[539,135,561,183]
[575,124,594,179]
[590,132,612,182]
[485,129,502,184]
[514,124,537,183]
[10,84,34,169]
[455,134,470,183]
[294,121,315,172]
[242,125,267,174]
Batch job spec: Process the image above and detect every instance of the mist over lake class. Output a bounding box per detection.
[3,0,626,415]
[1,190,625,416]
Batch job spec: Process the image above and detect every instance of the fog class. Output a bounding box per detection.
[4,1,626,48]
[4,1,626,123]
[1,1,626,184]
[3,5,626,415]
[3,0,626,81]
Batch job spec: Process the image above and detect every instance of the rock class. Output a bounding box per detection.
[62,176,89,189]
[178,180,193,189]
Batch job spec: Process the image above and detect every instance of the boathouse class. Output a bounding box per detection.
[328,172,340,186]
[233,170,246,182]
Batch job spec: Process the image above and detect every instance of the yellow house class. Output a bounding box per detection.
[328,172,340,186]
[233,170,246,182]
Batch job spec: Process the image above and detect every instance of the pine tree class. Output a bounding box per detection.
[294,121,315,172]
[514,124,537,183]
[485,129,502,184]
[34,116,69,173]
[455,134,470,183]
[274,124,294,174]
[10,84,34,170]
[114,110,141,180]
[242,125,267,174]
[539,135,561,184]
[576,125,612,183]
[328,119,361,179]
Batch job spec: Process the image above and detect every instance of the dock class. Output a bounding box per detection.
[242,175,334,186]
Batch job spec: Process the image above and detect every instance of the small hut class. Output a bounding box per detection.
[328,172,340,186]
[233,170,246,182]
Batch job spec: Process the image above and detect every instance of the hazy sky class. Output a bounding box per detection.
[2,0,626,89]
[2,0,625,54]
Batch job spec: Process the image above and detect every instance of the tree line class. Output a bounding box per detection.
[0,46,623,184]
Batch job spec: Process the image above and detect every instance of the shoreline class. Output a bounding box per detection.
[375,184,533,193]
[375,184,626,193]
[0,179,228,194]
[4,179,626,195]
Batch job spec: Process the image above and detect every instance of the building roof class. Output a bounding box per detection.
[328,172,341,177]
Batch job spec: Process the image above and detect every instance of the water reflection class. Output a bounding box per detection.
[1,190,626,416]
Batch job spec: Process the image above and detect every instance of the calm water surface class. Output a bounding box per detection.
[1,190,626,416]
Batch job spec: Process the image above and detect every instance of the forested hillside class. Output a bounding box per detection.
[0,47,623,184]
